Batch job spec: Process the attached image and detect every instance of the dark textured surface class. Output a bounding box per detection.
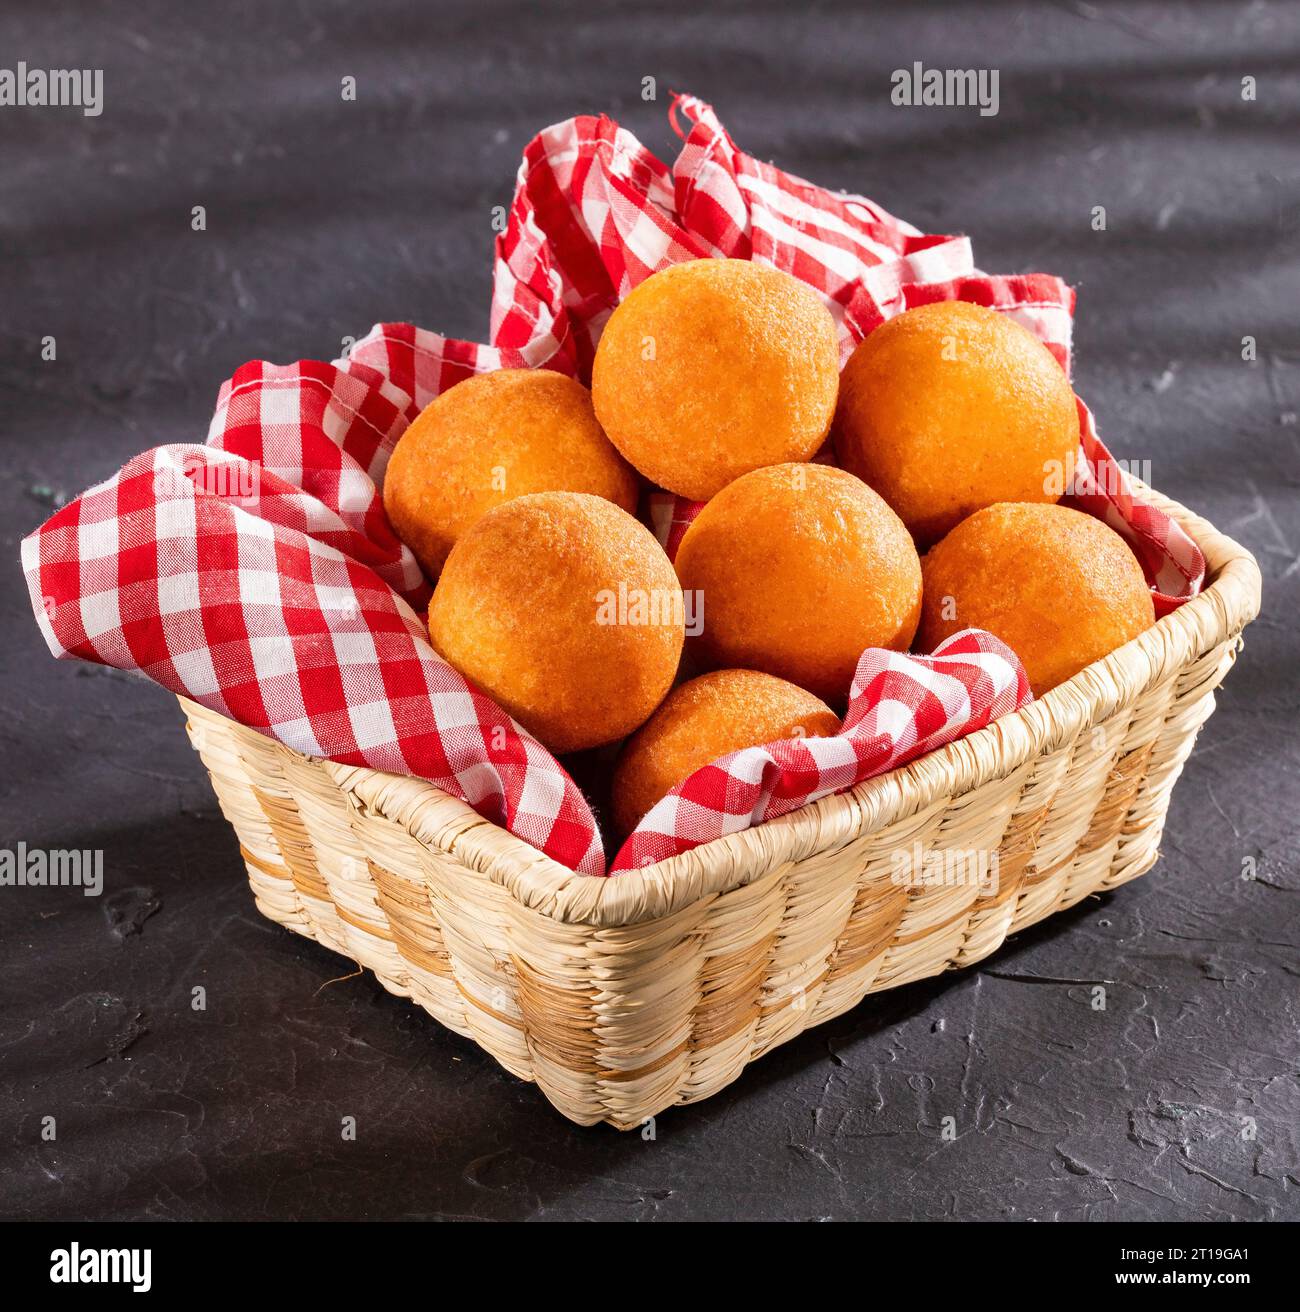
[2,0,1298,1222]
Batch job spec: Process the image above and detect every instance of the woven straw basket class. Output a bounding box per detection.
[179,482,1260,1128]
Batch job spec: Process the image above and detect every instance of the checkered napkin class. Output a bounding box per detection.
[21,95,1205,877]
[23,359,607,875]
[611,630,1031,871]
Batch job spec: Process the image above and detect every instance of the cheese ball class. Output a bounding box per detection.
[917,502,1156,697]
[610,669,840,838]
[429,492,683,753]
[383,369,638,577]
[834,301,1079,547]
[591,258,840,501]
[674,464,922,703]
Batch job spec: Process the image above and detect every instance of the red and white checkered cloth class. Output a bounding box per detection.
[21,95,1205,876]
[611,630,1031,871]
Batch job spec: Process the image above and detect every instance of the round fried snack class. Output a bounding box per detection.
[674,464,922,703]
[590,258,840,501]
[383,369,638,578]
[834,301,1079,547]
[918,502,1156,697]
[610,669,840,838]
[429,492,683,754]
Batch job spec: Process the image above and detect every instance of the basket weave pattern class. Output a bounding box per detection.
[180,487,1260,1128]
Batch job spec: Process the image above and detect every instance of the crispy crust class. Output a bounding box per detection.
[384,369,638,578]
[835,301,1078,548]
[610,668,840,838]
[429,492,684,753]
[591,259,840,501]
[918,502,1157,696]
[674,464,922,703]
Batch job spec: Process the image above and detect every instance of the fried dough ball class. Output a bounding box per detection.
[590,258,840,500]
[834,301,1079,547]
[917,502,1156,697]
[383,369,638,577]
[610,669,840,837]
[674,464,922,703]
[429,492,683,753]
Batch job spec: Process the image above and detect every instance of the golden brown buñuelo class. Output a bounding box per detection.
[611,669,840,839]
[384,369,638,578]
[834,300,1079,548]
[673,463,922,704]
[591,259,841,501]
[429,492,684,754]
[918,502,1156,697]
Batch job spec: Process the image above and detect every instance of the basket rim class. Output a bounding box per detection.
[187,479,1261,930]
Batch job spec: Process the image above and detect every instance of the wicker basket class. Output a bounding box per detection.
[179,482,1260,1128]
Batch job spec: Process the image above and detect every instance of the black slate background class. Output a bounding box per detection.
[1,0,1298,1222]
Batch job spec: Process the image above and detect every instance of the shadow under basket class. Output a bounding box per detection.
[180,483,1261,1129]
